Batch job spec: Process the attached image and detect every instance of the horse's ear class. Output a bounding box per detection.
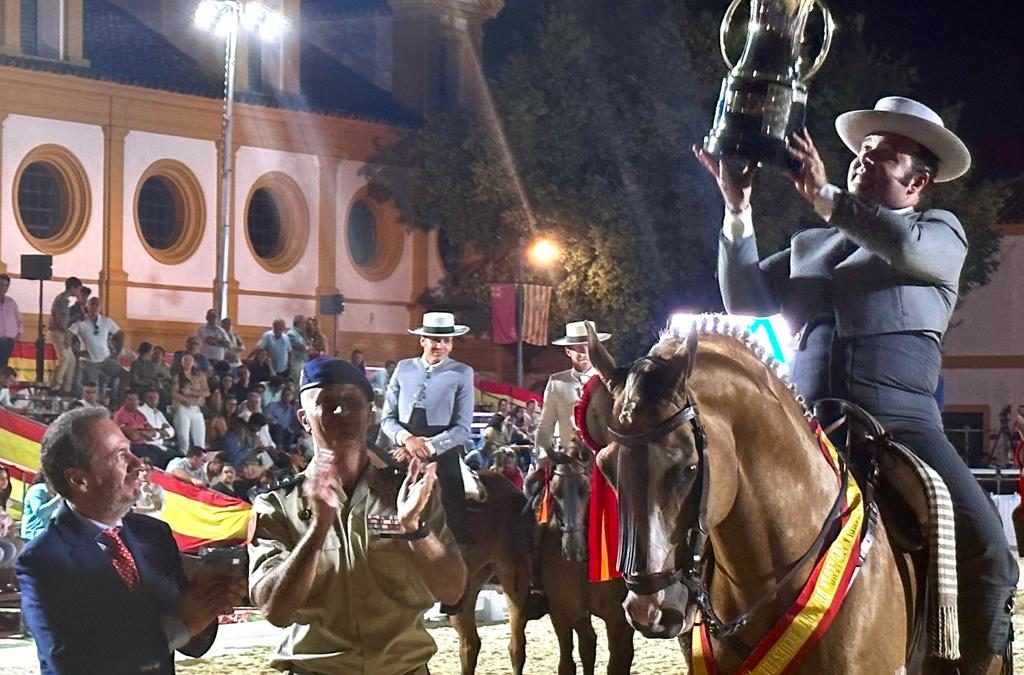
[685,322,699,381]
[587,322,622,393]
[672,322,699,386]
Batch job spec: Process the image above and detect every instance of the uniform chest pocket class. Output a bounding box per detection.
[366,538,432,608]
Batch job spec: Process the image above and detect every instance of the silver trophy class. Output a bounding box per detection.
[703,0,835,169]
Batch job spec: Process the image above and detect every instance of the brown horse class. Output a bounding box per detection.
[541,448,634,675]
[449,471,535,675]
[583,319,970,675]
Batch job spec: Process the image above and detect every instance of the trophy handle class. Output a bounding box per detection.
[803,0,836,81]
[718,0,747,71]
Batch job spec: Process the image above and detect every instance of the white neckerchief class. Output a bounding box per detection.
[420,356,448,372]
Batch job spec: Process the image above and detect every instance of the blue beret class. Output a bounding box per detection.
[299,357,374,401]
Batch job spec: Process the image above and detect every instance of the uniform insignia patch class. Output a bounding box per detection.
[367,514,405,535]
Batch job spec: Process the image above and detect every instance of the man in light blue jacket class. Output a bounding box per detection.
[381,312,475,544]
[696,97,1016,671]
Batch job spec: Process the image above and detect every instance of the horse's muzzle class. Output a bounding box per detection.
[623,584,693,639]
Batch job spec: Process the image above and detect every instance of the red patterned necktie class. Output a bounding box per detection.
[102,527,140,590]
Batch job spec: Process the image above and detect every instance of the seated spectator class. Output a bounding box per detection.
[261,375,285,409]
[230,364,251,400]
[205,389,228,447]
[295,428,314,460]
[222,417,250,470]
[21,475,61,540]
[223,395,240,420]
[489,399,510,429]
[152,345,173,400]
[522,400,539,437]
[233,454,268,502]
[139,387,177,463]
[466,428,498,471]
[502,414,531,446]
[133,458,165,515]
[210,464,241,499]
[70,380,104,409]
[264,387,298,448]
[0,366,18,410]
[237,391,262,422]
[129,342,160,394]
[247,347,274,385]
[0,466,20,589]
[166,446,208,487]
[495,449,525,490]
[114,390,167,468]
[219,374,236,398]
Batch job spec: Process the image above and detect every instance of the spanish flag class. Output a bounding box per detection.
[8,341,57,383]
[0,408,250,551]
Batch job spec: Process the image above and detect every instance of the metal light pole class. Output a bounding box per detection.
[195,1,285,319]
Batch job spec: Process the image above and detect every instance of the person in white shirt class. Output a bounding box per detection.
[139,388,176,456]
[166,447,208,487]
[237,391,262,422]
[534,321,611,459]
[0,366,19,411]
[68,297,124,400]
[221,317,245,371]
[71,381,105,410]
[197,309,231,364]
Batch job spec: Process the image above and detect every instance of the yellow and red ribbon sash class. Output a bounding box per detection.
[690,424,864,675]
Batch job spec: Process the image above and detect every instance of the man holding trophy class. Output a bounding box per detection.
[693,1,1016,671]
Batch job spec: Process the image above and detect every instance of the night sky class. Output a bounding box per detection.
[832,0,1024,180]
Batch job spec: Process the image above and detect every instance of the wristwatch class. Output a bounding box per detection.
[382,522,430,541]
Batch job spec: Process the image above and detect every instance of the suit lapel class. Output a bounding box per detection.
[52,504,126,590]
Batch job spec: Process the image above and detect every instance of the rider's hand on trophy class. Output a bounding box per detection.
[397,457,437,532]
[692,144,757,212]
[785,128,829,206]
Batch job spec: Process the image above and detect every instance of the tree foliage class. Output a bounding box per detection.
[403,0,1009,358]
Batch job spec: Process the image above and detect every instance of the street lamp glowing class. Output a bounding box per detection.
[193,0,220,30]
[527,237,562,268]
[194,0,287,320]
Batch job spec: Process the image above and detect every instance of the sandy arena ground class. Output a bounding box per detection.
[2,610,1024,675]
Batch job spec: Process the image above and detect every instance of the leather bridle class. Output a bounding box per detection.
[607,385,852,648]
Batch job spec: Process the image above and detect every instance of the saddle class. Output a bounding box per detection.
[818,399,960,661]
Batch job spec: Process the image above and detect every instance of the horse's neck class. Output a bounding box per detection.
[704,374,839,619]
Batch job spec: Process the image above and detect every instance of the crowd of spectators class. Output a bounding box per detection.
[0,292,546,568]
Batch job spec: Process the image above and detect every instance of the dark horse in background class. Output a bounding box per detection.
[449,471,535,675]
[542,447,634,675]
[582,318,994,675]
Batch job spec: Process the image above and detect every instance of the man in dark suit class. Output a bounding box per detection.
[697,97,1017,673]
[17,407,244,675]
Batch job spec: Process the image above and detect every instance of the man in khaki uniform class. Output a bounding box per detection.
[249,357,467,675]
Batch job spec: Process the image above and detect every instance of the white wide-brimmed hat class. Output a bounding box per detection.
[408,312,470,338]
[835,97,971,183]
[552,321,610,346]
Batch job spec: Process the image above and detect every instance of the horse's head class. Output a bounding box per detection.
[589,322,708,639]
[549,443,593,562]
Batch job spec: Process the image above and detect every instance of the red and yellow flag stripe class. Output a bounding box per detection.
[0,407,250,551]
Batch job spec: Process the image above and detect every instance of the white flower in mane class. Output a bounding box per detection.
[656,312,809,414]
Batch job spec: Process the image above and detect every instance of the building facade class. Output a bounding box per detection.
[941,217,1024,467]
[0,0,512,373]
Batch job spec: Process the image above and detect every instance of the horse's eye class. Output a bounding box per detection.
[685,464,698,476]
